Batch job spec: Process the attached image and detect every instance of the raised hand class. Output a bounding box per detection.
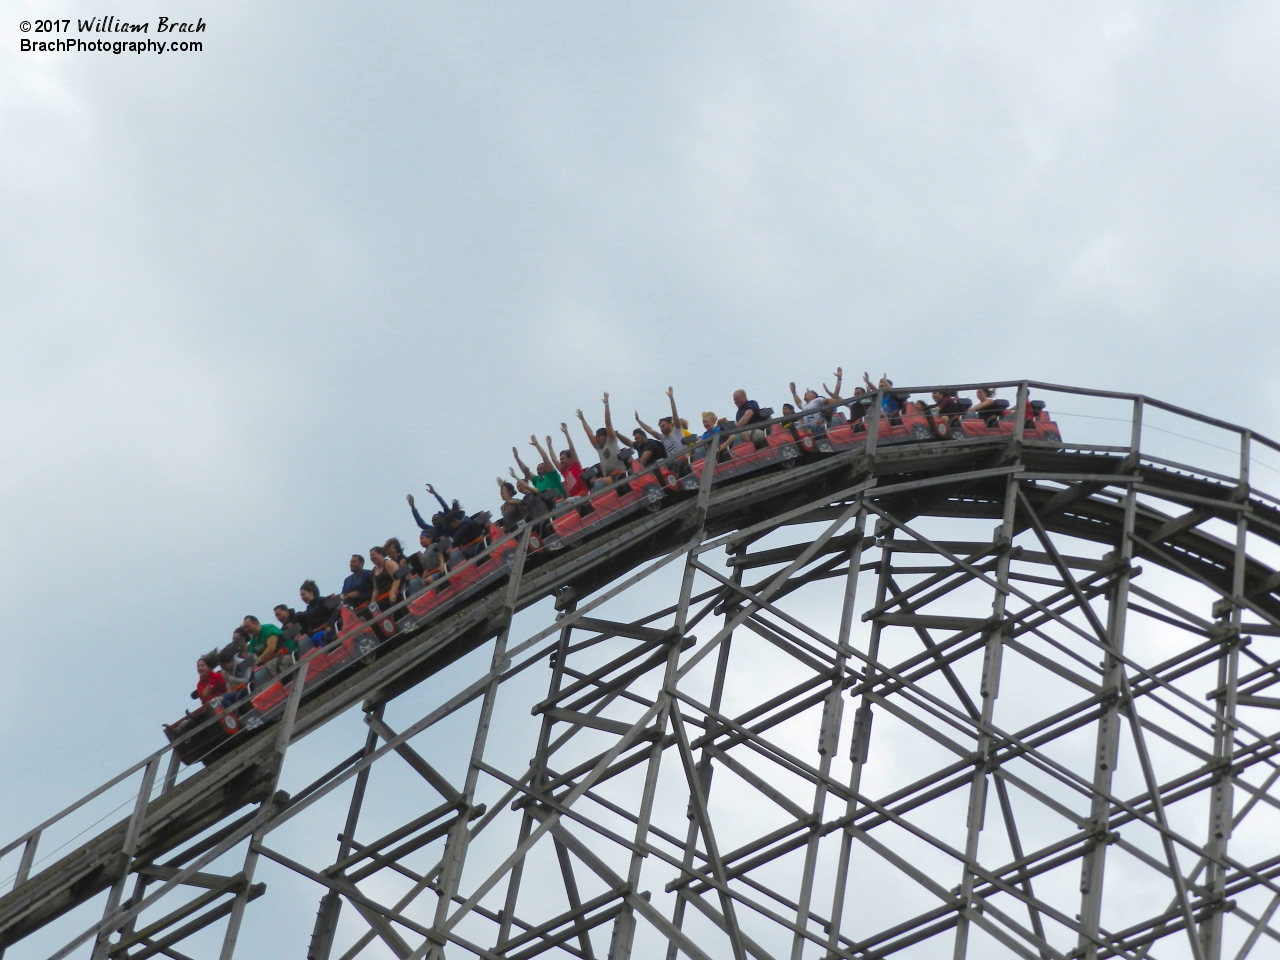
[529,434,539,445]
[508,467,518,479]
[512,445,519,459]
[789,381,796,393]
[575,409,584,420]
[560,422,570,434]
[425,483,436,495]
[666,386,673,398]
[634,410,642,423]
[406,494,415,506]
[602,392,610,404]
[833,366,842,380]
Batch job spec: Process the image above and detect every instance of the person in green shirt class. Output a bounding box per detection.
[512,436,566,500]
[243,614,291,678]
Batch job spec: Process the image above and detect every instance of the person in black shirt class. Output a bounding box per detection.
[442,502,487,559]
[970,386,999,415]
[622,428,666,470]
[844,386,871,425]
[369,545,401,608]
[297,580,340,639]
[731,389,768,447]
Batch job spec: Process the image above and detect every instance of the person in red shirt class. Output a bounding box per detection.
[556,422,589,497]
[194,656,227,706]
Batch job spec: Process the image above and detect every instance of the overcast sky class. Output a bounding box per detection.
[3,1,1280,956]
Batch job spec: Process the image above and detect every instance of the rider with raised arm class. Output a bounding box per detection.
[576,393,625,487]
[557,423,589,497]
[668,405,693,472]
[822,367,844,402]
[863,372,907,418]
[625,427,667,470]
[790,368,841,428]
[406,483,450,540]
[516,436,567,499]
[635,387,691,462]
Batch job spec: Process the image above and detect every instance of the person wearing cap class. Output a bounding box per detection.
[576,393,625,488]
